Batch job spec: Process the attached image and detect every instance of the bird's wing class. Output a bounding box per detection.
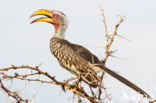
[67,42,101,64]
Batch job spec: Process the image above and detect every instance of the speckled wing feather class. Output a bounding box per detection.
[69,43,101,64]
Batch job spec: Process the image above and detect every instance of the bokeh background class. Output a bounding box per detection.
[0,0,156,102]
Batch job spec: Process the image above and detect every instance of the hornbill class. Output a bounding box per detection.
[30,9,151,98]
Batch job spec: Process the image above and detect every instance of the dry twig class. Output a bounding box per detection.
[0,65,100,103]
[98,6,124,100]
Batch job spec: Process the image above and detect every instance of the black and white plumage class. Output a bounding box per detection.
[30,9,151,97]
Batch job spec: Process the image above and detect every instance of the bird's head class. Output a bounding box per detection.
[30,9,68,39]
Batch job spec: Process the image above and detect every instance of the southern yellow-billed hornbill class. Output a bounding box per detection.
[30,9,151,98]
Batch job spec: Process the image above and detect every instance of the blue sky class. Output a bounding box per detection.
[0,0,156,102]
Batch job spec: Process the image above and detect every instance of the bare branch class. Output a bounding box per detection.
[103,16,124,64]
[0,80,28,103]
[0,65,102,103]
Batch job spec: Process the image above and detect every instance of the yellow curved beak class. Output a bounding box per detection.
[30,9,55,24]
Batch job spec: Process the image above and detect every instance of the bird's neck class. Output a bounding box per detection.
[53,23,67,39]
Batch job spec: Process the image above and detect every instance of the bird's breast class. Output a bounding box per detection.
[49,38,79,74]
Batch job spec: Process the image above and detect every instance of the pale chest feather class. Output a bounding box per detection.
[49,38,80,74]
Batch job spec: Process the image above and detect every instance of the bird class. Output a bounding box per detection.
[30,9,151,98]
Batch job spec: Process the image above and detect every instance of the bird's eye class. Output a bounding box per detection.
[53,14,58,18]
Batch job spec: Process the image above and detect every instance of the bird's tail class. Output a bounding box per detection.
[97,64,151,98]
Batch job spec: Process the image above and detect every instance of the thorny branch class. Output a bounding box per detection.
[0,65,100,103]
[102,14,124,63]
[0,80,28,103]
[98,7,124,101]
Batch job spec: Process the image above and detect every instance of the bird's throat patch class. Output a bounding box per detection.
[54,23,60,31]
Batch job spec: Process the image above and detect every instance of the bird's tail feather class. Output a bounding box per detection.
[97,64,151,98]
